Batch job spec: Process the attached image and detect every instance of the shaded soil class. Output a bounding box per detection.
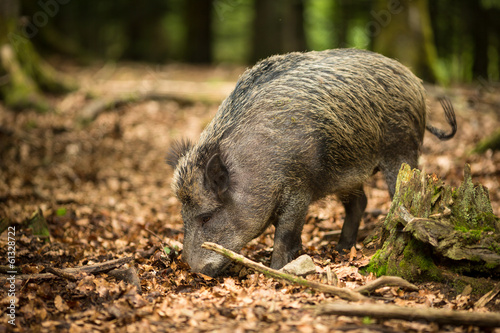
[1,62,499,332]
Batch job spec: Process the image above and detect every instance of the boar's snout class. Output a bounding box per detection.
[183,246,230,277]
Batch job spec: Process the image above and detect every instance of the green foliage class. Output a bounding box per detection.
[26,208,51,243]
[305,0,370,50]
[56,207,67,216]
[163,244,180,256]
[163,0,186,61]
[304,0,336,50]
[482,0,500,9]
[212,0,253,63]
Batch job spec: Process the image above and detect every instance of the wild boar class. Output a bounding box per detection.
[167,48,457,277]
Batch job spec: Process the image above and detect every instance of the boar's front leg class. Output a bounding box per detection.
[270,192,311,270]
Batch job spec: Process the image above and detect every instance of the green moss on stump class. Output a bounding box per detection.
[365,164,500,282]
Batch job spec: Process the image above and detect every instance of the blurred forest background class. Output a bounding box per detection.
[8,0,500,76]
[2,2,500,331]
[1,0,500,109]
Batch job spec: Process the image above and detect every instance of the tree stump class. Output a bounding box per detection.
[365,164,500,282]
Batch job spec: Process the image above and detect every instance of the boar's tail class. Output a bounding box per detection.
[425,96,457,141]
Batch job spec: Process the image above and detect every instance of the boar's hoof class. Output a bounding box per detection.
[335,242,355,253]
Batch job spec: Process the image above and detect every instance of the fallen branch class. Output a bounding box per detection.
[202,242,366,301]
[355,276,418,294]
[0,265,21,274]
[48,261,142,292]
[315,302,500,328]
[45,266,80,281]
[0,256,134,281]
[202,242,416,302]
[79,92,197,122]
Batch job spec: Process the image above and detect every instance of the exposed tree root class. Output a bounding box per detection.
[0,40,75,111]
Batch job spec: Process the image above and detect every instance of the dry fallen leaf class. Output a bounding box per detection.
[0,64,498,333]
[54,295,70,312]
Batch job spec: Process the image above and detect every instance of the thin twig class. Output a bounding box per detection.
[202,242,366,302]
[0,256,134,281]
[45,266,80,281]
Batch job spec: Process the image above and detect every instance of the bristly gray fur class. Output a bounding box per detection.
[167,48,457,277]
[166,138,192,169]
[172,48,427,200]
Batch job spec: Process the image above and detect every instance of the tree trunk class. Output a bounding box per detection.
[251,0,307,62]
[334,0,350,48]
[0,0,43,110]
[184,0,213,63]
[365,164,500,282]
[281,0,307,53]
[123,1,170,62]
[251,0,282,62]
[372,0,441,83]
[466,0,489,79]
[0,0,75,111]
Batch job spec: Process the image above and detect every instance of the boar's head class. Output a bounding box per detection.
[167,140,265,277]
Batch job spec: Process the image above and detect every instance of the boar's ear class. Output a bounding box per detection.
[166,139,192,169]
[205,154,229,199]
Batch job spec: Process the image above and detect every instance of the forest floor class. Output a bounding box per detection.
[1,62,499,332]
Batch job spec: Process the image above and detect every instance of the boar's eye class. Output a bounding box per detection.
[197,213,212,226]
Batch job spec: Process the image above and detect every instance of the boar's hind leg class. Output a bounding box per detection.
[270,192,311,270]
[380,152,419,199]
[336,186,367,252]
